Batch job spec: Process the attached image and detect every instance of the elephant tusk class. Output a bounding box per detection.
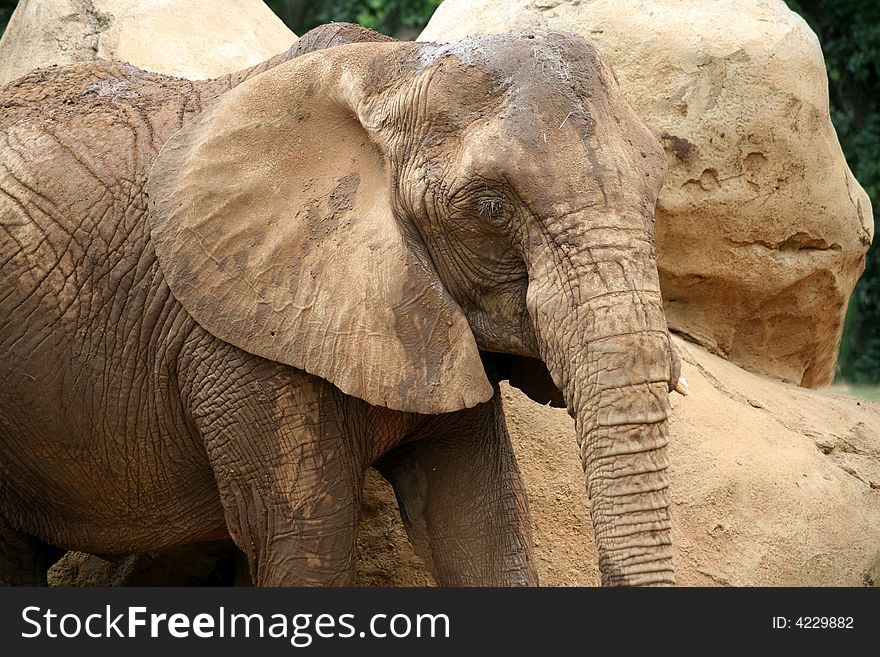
[674,373,689,396]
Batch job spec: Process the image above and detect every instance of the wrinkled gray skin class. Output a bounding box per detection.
[0,25,677,586]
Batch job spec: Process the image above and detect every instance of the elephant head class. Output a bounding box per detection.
[146,31,678,586]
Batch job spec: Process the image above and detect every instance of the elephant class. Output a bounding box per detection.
[0,23,683,587]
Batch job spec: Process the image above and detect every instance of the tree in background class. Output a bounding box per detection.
[0,0,13,33]
[265,0,441,39]
[0,0,876,382]
[785,1,879,383]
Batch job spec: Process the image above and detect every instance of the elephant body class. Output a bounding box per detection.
[0,36,534,585]
[0,25,678,586]
[1,62,222,551]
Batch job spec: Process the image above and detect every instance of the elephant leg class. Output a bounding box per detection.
[0,515,61,586]
[375,389,538,586]
[183,344,366,586]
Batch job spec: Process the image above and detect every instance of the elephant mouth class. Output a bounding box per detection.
[481,349,688,408]
[480,352,566,408]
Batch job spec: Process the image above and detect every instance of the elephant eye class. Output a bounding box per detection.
[478,197,503,218]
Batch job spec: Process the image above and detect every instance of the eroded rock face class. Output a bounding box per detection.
[421,0,874,387]
[0,0,296,83]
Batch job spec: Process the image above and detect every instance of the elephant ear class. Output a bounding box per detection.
[145,47,492,414]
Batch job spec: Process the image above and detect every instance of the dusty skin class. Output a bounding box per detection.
[0,25,683,586]
[50,336,880,586]
[5,3,873,588]
[357,337,880,587]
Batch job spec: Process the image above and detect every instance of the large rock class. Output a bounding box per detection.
[0,0,295,83]
[421,0,874,388]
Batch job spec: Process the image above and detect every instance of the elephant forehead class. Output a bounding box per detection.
[417,30,608,83]
[414,32,661,173]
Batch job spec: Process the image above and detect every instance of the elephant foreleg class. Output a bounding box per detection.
[183,343,366,586]
[375,389,538,586]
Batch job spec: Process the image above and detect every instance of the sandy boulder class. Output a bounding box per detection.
[0,0,296,83]
[421,0,874,388]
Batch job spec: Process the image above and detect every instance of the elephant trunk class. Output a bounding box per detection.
[528,221,675,586]
[572,332,673,586]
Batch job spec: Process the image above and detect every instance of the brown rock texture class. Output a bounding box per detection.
[421,0,875,387]
[0,0,296,83]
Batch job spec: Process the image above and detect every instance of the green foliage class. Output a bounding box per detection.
[0,0,16,38]
[786,1,880,383]
[826,384,880,404]
[265,0,441,38]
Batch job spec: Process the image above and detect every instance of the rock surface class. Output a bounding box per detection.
[50,337,880,586]
[0,0,296,83]
[421,0,874,388]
